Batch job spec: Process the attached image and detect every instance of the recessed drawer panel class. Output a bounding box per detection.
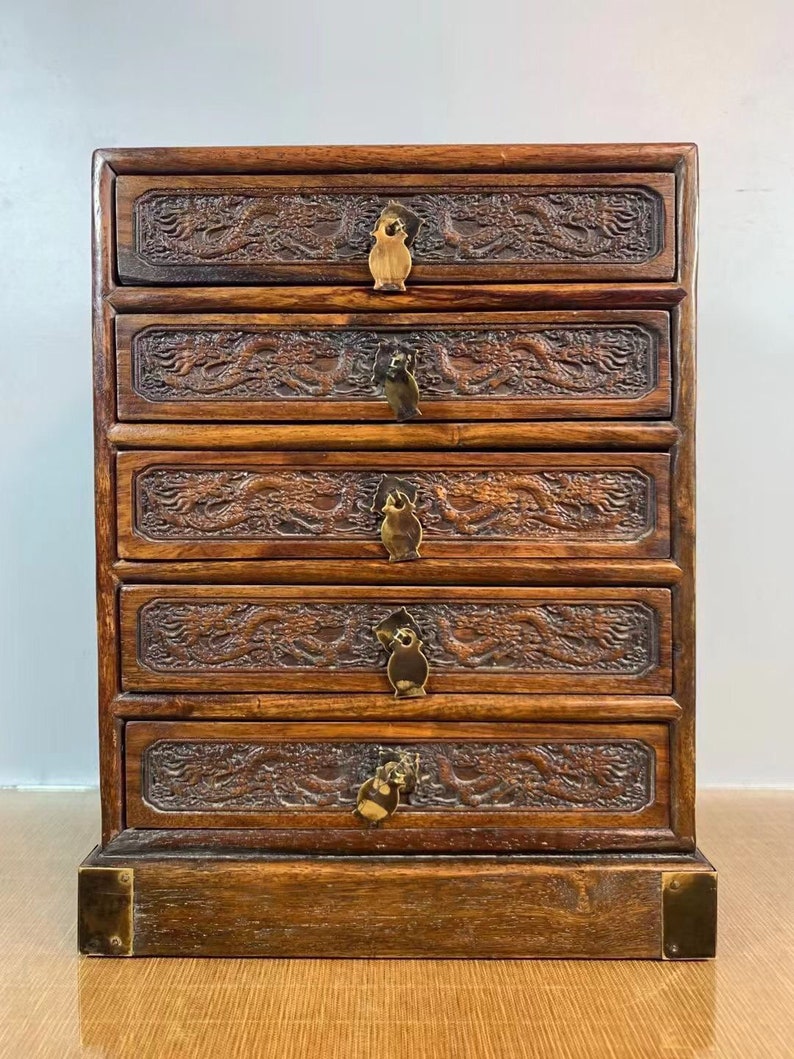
[117,451,670,561]
[115,311,671,421]
[115,172,676,284]
[119,585,672,695]
[124,720,671,850]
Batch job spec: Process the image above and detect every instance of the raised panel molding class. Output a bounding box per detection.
[137,599,659,676]
[133,466,656,542]
[142,738,655,813]
[133,187,665,267]
[129,323,659,403]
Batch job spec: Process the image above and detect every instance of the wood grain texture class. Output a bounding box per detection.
[112,556,684,586]
[111,692,683,722]
[127,859,668,959]
[115,309,671,422]
[116,450,670,561]
[119,584,673,695]
[97,141,697,173]
[108,420,680,451]
[108,281,688,313]
[115,172,676,284]
[98,823,683,856]
[9,789,792,1057]
[92,153,123,845]
[667,146,698,848]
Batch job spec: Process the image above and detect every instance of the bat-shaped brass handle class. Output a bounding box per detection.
[354,751,420,825]
[368,201,423,293]
[373,608,430,698]
[384,351,420,421]
[372,339,421,421]
[371,475,422,562]
[380,493,422,563]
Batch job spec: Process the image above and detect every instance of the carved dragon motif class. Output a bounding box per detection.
[133,187,663,266]
[136,191,369,263]
[142,739,654,813]
[416,191,659,261]
[131,323,657,404]
[137,599,658,676]
[134,467,654,542]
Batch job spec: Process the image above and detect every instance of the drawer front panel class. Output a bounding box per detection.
[120,586,672,694]
[116,173,675,284]
[125,720,670,840]
[117,451,670,561]
[115,311,671,421]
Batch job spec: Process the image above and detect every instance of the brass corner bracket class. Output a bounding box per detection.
[78,864,134,956]
[661,870,717,960]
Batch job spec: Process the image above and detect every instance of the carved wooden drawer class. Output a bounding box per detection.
[115,172,676,285]
[115,310,671,422]
[116,450,670,561]
[124,720,672,852]
[119,585,672,695]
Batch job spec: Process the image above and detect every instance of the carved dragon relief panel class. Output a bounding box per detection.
[129,324,659,403]
[137,600,659,676]
[132,187,665,267]
[142,738,655,813]
[133,466,655,542]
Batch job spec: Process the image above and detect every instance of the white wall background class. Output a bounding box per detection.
[1,0,792,787]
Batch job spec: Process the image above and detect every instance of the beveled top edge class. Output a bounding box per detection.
[94,143,698,175]
[106,282,688,313]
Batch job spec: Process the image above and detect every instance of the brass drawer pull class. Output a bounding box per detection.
[373,339,421,421]
[374,608,430,698]
[371,475,423,563]
[354,751,420,825]
[368,201,423,293]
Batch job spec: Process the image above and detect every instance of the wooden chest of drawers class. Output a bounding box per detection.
[79,144,716,959]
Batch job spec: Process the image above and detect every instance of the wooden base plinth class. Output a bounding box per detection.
[78,846,716,959]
